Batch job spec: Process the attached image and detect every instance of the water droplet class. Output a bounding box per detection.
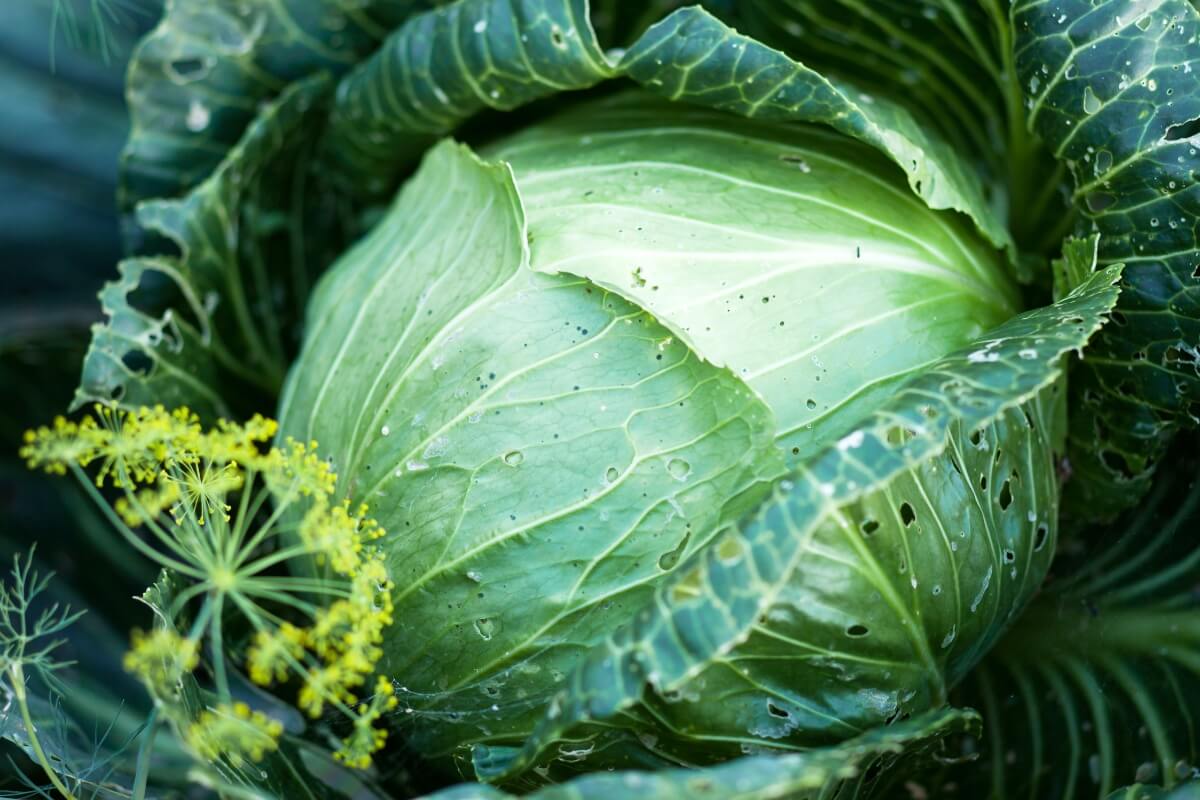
[466,570,482,583]
[806,398,817,410]
[380,425,391,437]
[1083,85,1102,114]
[667,458,691,480]
[474,19,487,33]
[185,99,210,132]
[503,451,524,466]
[941,626,957,649]
[605,466,619,482]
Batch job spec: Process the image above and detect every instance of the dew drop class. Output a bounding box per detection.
[185,100,210,132]
[605,466,619,482]
[667,458,691,480]
[503,451,524,466]
[380,425,391,437]
[806,398,817,410]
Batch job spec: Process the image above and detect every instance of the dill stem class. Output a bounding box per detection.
[131,706,160,800]
[9,662,78,800]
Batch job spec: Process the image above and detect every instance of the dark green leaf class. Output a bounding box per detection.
[76,74,332,417]
[1014,0,1200,520]
[119,0,448,210]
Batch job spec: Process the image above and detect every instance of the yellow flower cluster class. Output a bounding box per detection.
[254,496,394,765]
[123,628,199,695]
[334,677,400,768]
[25,405,399,771]
[186,702,283,768]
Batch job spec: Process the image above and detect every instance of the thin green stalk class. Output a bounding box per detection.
[10,662,78,800]
[209,594,231,702]
[131,706,160,800]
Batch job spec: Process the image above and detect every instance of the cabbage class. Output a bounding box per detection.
[276,94,1097,773]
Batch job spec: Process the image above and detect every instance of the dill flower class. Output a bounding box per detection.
[246,622,306,686]
[186,702,283,768]
[334,677,400,768]
[24,405,401,771]
[123,628,199,695]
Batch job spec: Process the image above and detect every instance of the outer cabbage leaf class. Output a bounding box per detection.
[1014,0,1200,520]
[120,0,450,210]
[423,708,978,799]
[477,266,1120,783]
[76,75,331,416]
[922,443,1200,799]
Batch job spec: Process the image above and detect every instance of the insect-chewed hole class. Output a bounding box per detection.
[1003,549,1016,563]
[846,624,870,637]
[766,702,790,719]
[979,474,988,491]
[998,479,1013,511]
[899,503,916,526]
[860,518,880,536]
[1034,523,1049,551]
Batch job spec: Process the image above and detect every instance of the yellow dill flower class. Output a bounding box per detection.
[299,501,383,575]
[260,438,336,500]
[308,599,355,659]
[186,702,283,768]
[27,404,402,770]
[334,677,399,768]
[207,415,278,465]
[114,478,181,527]
[298,663,361,717]
[21,415,108,474]
[124,628,198,694]
[246,623,306,686]
[171,460,243,525]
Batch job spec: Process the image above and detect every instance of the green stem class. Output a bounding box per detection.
[9,663,78,800]
[209,593,231,703]
[131,706,160,800]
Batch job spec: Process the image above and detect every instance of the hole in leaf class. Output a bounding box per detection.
[979,474,988,491]
[1003,549,1016,563]
[1164,116,1200,141]
[1034,523,1049,551]
[1101,449,1136,480]
[861,518,880,536]
[766,702,790,719]
[846,624,869,637]
[998,479,1013,510]
[899,503,916,526]
[121,349,153,375]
